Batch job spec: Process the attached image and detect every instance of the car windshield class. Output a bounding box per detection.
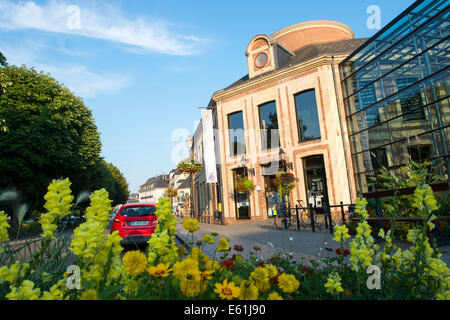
[120,206,156,217]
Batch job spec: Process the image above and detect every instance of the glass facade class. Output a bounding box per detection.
[339,0,449,193]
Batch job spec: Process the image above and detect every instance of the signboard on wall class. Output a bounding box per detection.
[202,110,218,183]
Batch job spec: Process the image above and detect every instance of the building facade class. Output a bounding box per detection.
[339,0,450,194]
[138,174,169,203]
[192,119,220,223]
[168,169,191,218]
[211,20,367,224]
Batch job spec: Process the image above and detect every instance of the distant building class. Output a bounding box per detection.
[138,174,169,203]
[127,193,139,203]
[168,169,191,217]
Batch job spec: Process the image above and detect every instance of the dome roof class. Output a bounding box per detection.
[271,20,354,52]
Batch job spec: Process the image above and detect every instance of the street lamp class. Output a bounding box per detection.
[279,148,293,171]
[185,135,195,219]
[240,156,255,176]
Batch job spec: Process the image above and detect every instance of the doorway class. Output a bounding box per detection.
[233,168,251,220]
[303,155,329,210]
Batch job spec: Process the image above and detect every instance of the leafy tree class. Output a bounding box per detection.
[71,159,130,208]
[0,66,102,221]
[105,161,130,206]
[0,51,7,67]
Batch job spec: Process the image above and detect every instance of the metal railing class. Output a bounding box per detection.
[274,201,355,233]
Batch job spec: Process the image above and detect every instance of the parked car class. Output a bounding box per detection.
[110,203,158,245]
[57,215,84,228]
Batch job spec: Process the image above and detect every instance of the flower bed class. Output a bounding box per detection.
[0,179,449,300]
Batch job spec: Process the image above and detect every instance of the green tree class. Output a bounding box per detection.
[105,161,130,206]
[0,51,7,67]
[0,66,102,221]
[71,159,129,208]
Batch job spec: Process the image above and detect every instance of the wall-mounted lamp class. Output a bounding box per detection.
[240,156,255,176]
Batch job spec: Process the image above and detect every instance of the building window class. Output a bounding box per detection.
[228,111,246,156]
[396,78,425,121]
[294,89,321,142]
[408,145,432,163]
[259,101,280,150]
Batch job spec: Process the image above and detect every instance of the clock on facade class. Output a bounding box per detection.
[254,52,268,68]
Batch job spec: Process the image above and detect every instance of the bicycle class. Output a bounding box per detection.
[273,206,295,230]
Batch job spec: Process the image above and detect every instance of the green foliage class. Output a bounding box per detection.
[366,159,447,240]
[235,177,255,193]
[0,66,102,213]
[176,158,203,175]
[0,52,7,67]
[71,159,130,207]
[367,158,445,190]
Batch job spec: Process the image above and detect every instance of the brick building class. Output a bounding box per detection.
[210,20,367,224]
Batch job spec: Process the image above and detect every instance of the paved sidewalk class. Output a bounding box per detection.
[175,219,450,267]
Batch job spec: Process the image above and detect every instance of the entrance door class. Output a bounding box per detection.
[233,168,251,220]
[303,155,329,210]
[264,175,280,218]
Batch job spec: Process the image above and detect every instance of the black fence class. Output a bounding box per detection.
[275,202,355,233]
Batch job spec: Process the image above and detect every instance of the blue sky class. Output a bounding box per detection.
[0,0,414,193]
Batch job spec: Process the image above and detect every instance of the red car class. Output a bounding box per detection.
[110,203,158,245]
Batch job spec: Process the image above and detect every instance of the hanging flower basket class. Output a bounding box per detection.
[176,158,203,175]
[273,171,296,195]
[166,188,178,198]
[235,177,255,193]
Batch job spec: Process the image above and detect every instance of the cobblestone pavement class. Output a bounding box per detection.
[175,218,450,267]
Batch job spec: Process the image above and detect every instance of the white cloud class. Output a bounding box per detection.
[1,41,131,98]
[0,0,207,55]
[38,64,132,98]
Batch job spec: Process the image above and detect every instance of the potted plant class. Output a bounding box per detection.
[235,177,255,193]
[273,171,296,196]
[166,188,178,198]
[176,158,203,175]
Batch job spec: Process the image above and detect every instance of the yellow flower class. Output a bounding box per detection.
[80,289,98,300]
[40,178,74,239]
[202,233,215,244]
[123,279,140,295]
[265,264,279,279]
[214,279,240,300]
[239,281,259,300]
[278,273,299,294]
[41,281,65,300]
[122,250,148,277]
[179,272,203,298]
[6,280,41,300]
[250,266,270,293]
[183,218,199,233]
[172,258,199,280]
[85,188,112,226]
[267,291,283,300]
[217,237,230,252]
[0,262,30,284]
[148,263,172,278]
[0,210,10,245]
[324,271,344,294]
[333,224,350,243]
